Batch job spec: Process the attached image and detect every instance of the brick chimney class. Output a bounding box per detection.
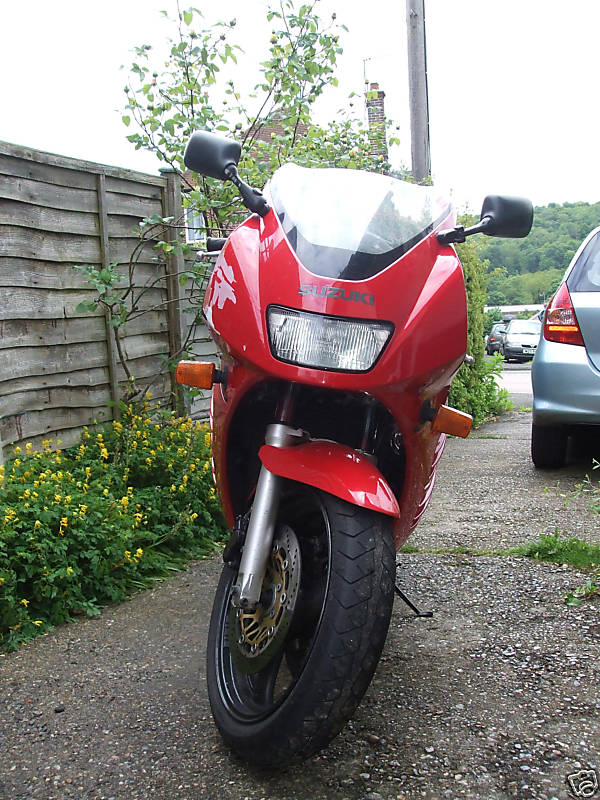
[365,82,388,162]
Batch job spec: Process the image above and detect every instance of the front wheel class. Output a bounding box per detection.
[206,486,396,766]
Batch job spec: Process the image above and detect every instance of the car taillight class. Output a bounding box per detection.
[543,283,584,346]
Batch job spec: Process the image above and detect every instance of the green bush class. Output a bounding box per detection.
[448,237,512,426]
[0,403,226,651]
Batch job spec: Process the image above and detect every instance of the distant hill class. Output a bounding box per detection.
[476,201,600,305]
[478,200,600,276]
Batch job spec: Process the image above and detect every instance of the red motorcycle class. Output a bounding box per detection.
[176,132,532,766]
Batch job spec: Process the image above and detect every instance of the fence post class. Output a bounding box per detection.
[160,168,185,414]
[97,173,121,420]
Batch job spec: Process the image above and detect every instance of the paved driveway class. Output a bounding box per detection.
[1,398,599,800]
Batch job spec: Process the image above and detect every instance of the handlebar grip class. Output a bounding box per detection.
[207,237,227,252]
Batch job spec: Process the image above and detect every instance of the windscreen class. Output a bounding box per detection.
[266,164,452,280]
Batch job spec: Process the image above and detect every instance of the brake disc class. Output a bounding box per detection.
[229,524,301,675]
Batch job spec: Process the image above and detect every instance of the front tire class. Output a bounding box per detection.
[206,486,396,766]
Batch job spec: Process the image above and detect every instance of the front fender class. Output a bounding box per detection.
[258,440,400,518]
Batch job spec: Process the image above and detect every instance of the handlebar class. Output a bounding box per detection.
[206,237,227,252]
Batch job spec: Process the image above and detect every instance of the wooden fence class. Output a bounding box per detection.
[0,141,217,464]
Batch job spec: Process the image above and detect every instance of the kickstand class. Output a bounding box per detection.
[394,584,433,618]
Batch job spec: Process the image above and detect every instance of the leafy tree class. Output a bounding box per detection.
[122,2,398,234]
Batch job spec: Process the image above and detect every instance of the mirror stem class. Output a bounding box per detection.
[224,165,270,218]
[437,215,494,245]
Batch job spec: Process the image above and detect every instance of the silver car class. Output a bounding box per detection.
[531,226,600,468]
[501,318,541,362]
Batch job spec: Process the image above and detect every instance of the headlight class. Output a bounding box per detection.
[267,306,393,372]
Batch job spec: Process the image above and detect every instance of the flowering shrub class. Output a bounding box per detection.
[0,404,226,650]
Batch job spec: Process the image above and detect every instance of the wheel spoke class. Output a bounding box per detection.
[247,648,285,708]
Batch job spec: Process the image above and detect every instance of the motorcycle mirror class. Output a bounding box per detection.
[478,195,533,239]
[437,194,533,245]
[184,131,241,181]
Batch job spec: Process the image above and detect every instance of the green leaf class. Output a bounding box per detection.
[183,10,193,25]
[121,115,131,127]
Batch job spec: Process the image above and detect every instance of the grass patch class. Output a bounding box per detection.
[470,434,508,440]
[518,405,533,412]
[505,533,600,569]
[399,544,421,554]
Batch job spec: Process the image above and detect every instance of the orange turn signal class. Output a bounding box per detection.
[175,361,215,389]
[432,404,473,438]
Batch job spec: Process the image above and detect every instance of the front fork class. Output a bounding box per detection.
[231,422,305,609]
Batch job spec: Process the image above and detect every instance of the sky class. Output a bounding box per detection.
[1,0,599,212]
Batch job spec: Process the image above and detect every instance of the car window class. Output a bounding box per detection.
[568,232,600,292]
[507,320,541,334]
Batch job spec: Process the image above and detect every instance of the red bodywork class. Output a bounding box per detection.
[205,204,466,549]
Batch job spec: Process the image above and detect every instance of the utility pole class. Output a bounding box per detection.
[406,0,431,182]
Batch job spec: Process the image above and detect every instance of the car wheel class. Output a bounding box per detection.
[531,422,568,469]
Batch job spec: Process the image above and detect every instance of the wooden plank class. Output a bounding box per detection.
[120,332,169,362]
[0,198,99,236]
[0,355,168,402]
[0,317,106,349]
[105,175,163,199]
[0,313,169,350]
[0,226,101,262]
[105,236,159,265]
[0,366,109,397]
[0,174,98,212]
[0,340,109,383]
[0,287,102,321]
[114,353,171,384]
[1,384,111,418]
[1,406,113,445]
[0,332,170,385]
[0,286,167,321]
[103,193,163,218]
[0,140,166,187]
[0,153,97,190]
[0,257,167,291]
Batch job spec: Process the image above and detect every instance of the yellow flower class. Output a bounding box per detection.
[66,567,74,576]
[170,484,177,493]
[54,494,62,504]
[21,598,29,606]
[65,495,72,504]
[25,442,33,454]
[120,496,129,509]
[79,505,88,515]
[100,447,108,460]
[190,512,198,522]
[32,620,43,627]
[85,467,91,479]
[103,488,109,497]
[135,547,143,558]
[33,520,42,531]
[59,517,68,533]
[13,446,22,455]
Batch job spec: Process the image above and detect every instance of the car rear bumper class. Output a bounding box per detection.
[532,339,600,425]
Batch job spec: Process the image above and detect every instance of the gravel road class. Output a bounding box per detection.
[1,371,599,800]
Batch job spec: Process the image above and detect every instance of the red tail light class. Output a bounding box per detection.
[543,283,585,346]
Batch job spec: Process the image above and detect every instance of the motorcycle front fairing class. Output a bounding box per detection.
[205,165,467,547]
